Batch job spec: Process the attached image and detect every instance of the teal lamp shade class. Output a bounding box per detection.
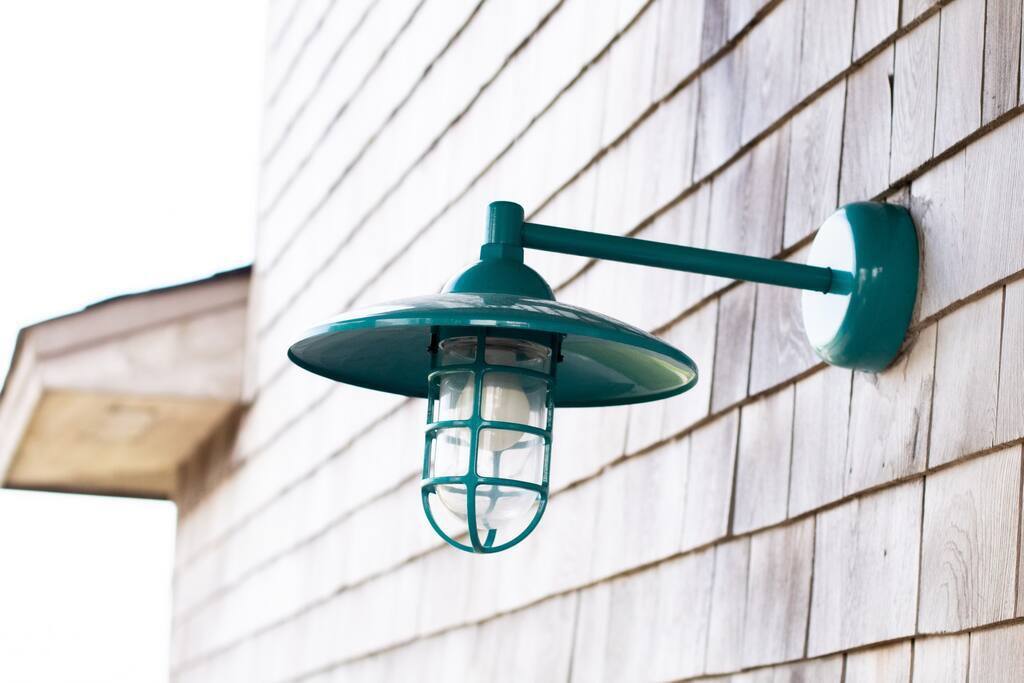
[288,257,698,552]
[287,292,697,407]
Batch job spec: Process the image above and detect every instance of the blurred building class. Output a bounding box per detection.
[6,0,1024,680]
[0,268,248,499]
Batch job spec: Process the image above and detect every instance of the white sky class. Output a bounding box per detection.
[0,0,265,384]
[0,1,267,681]
[0,490,178,682]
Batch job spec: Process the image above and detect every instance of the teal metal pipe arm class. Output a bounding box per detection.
[520,221,853,295]
[481,201,852,295]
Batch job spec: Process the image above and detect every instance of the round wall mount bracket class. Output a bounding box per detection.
[802,202,920,372]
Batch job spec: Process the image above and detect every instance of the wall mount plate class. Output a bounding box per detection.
[801,202,920,372]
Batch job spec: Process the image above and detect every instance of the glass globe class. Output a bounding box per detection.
[429,335,551,535]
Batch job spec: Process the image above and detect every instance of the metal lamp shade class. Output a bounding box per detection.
[287,292,698,408]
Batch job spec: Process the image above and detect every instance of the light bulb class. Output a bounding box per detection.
[455,372,531,449]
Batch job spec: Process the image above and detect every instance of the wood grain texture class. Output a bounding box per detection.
[786,80,843,246]
[707,125,789,264]
[905,113,1024,319]
[808,481,921,655]
[846,324,935,494]
[695,48,745,176]
[749,246,821,395]
[729,656,844,683]
[742,517,814,667]
[968,623,1024,682]
[649,549,716,680]
[683,410,738,549]
[596,84,698,237]
[854,0,899,59]
[962,112,1024,302]
[739,0,803,142]
[891,13,940,181]
[711,283,756,412]
[569,581,612,683]
[479,593,578,683]
[934,0,984,152]
[789,365,851,517]
[700,0,730,61]
[912,633,969,683]
[734,386,794,533]
[910,147,968,319]
[798,0,854,100]
[571,551,714,681]
[494,483,599,613]
[589,438,688,580]
[902,0,941,25]
[846,641,912,683]
[697,0,774,61]
[930,291,1001,466]
[840,46,894,204]
[599,5,658,146]
[705,536,750,674]
[983,0,1023,123]
[998,280,1024,444]
[919,446,1022,632]
[653,0,704,100]
[549,404,628,491]
[784,81,845,247]
[726,0,773,39]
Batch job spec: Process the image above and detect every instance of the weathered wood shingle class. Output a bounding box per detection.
[742,518,814,666]
[890,14,939,181]
[808,482,921,655]
[930,291,1002,466]
[919,446,1022,632]
[734,387,794,533]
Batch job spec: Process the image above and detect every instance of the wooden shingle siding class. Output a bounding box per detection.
[934,0,984,153]
[912,633,970,683]
[968,622,1024,682]
[784,81,845,248]
[653,0,704,101]
[808,481,922,655]
[919,446,1022,632]
[705,536,750,674]
[890,14,939,181]
[797,0,854,101]
[983,0,1024,124]
[845,324,935,493]
[845,641,912,682]
[707,125,789,263]
[998,280,1024,444]
[840,45,893,204]
[748,248,820,394]
[930,291,1001,466]
[741,517,814,667]
[599,4,658,147]
[789,365,851,516]
[738,0,802,143]
[711,282,756,412]
[695,48,745,176]
[734,386,794,533]
[903,0,943,24]
[683,410,738,549]
[170,0,1024,678]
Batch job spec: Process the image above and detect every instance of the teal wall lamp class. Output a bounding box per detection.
[289,200,918,554]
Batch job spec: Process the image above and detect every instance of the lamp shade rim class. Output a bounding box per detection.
[287,292,697,407]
